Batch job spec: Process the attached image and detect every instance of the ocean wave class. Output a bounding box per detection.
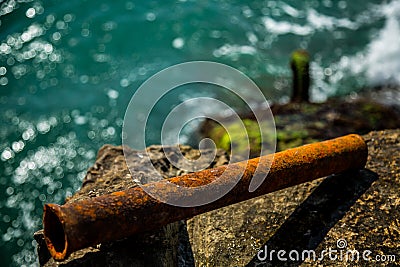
[324,0,400,88]
[262,7,358,36]
[365,0,400,85]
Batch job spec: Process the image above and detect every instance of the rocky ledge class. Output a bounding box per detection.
[35,129,399,266]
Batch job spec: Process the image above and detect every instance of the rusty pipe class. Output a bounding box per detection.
[43,134,367,260]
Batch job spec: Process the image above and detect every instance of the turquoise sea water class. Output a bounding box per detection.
[1,0,400,265]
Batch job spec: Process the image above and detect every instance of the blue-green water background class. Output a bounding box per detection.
[1,0,400,265]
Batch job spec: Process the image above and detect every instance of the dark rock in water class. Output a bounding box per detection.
[187,129,399,266]
[290,49,311,103]
[35,145,229,266]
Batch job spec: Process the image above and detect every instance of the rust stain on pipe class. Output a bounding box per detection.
[43,134,368,260]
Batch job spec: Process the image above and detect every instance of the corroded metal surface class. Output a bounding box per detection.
[43,134,367,260]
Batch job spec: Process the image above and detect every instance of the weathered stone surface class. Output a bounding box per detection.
[187,129,399,266]
[36,145,229,266]
[36,129,399,266]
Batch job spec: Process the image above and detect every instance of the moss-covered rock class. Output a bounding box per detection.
[203,98,400,153]
[290,49,310,102]
[207,119,275,159]
[210,119,257,156]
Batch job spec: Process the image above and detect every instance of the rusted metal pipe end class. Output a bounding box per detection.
[43,204,68,261]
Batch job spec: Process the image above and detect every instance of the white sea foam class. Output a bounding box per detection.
[213,44,257,58]
[307,9,357,30]
[279,2,301,18]
[364,0,400,85]
[262,17,312,35]
[326,0,400,87]
[308,0,400,101]
[262,8,357,36]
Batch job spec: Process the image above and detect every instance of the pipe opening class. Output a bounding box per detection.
[43,204,67,259]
